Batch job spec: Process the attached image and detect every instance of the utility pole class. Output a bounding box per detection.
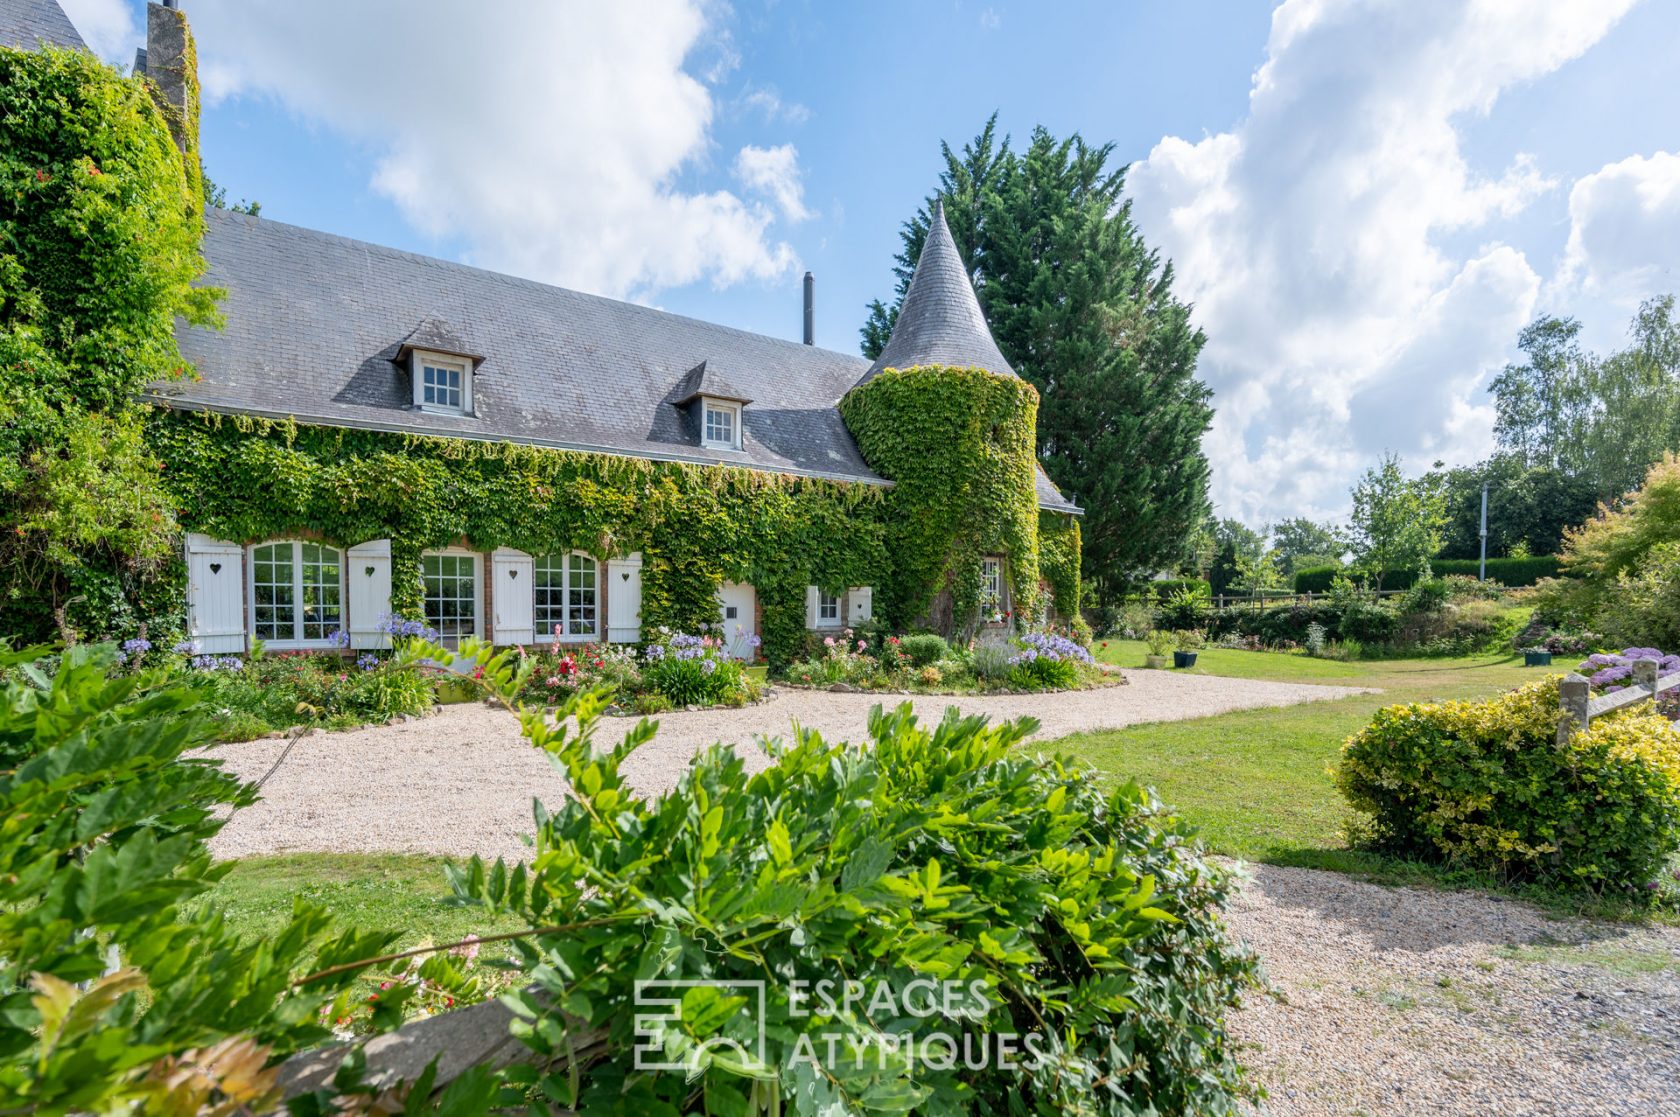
[1478,480,1489,581]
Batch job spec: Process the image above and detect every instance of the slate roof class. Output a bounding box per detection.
[152,208,1080,512]
[674,359,752,406]
[862,200,1018,383]
[155,209,882,483]
[1,0,86,51]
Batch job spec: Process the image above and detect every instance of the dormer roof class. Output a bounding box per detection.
[861,199,1017,383]
[394,316,484,367]
[673,360,752,407]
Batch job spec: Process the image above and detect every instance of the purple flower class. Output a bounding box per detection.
[356,653,380,671]
[328,628,352,649]
[175,639,200,655]
[121,637,151,655]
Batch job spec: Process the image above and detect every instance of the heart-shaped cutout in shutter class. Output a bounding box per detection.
[621,572,630,582]
[508,568,519,579]
[365,566,375,577]
[209,562,222,575]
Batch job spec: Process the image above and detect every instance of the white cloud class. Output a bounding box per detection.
[739,86,811,125]
[1125,0,1635,525]
[57,0,136,63]
[734,143,811,222]
[979,8,1001,32]
[1560,150,1680,298]
[184,0,801,300]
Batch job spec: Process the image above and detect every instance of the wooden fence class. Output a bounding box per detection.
[1556,656,1674,745]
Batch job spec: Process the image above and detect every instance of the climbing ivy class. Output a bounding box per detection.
[1038,510,1083,620]
[147,411,888,668]
[839,365,1048,634]
[0,45,216,642]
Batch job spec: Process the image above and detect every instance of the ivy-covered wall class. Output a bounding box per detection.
[0,45,217,643]
[148,410,888,667]
[1038,510,1083,620]
[839,365,1047,635]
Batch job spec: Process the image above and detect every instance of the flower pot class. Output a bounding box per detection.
[1173,651,1198,669]
[1143,654,1168,669]
[1524,650,1553,667]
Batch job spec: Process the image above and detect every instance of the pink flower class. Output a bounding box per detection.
[857,640,867,652]
[824,636,835,647]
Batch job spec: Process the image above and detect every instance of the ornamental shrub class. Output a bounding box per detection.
[439,640,1262,1114]
[639,630,749,707]
[0,643,406,1110]
[899,633,950,668]
[1336,677,1680,891]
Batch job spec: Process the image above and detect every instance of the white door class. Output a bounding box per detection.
[716,581,757,660]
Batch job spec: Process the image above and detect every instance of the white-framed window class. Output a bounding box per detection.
[249,540,344,646]
[980,556,1004,614]
[535,552,598,639]
[702,400,741,450]
[421,550,480,645]
[818,591,841,626]
[411,351,472,415]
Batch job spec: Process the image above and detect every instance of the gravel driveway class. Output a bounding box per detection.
[206,669,1364,862]
[1231,863,1680,1116]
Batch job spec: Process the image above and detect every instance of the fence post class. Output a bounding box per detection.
[1635,657,1659,703]
[1557,673,1590,746]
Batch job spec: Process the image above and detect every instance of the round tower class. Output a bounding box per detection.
[840,201,1051,638]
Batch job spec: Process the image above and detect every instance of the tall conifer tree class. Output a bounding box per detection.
[863,117,1214,600]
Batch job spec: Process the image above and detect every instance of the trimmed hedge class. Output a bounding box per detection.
[1293,556,1560,593]
[1141,577,1211,603]
[1336,677,1680,890]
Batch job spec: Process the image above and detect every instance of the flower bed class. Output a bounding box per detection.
[779,627,1118,695]
[111,630,438,742]
[515,625,765,714]
[1578,647,1680,718]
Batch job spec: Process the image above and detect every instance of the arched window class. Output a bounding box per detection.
[250,541,344,645]
[535,552,598,639]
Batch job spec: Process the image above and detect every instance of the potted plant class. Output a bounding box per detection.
[1522,645,1553,667]
[1143,629,1173,669]
[1173,629,1204,669]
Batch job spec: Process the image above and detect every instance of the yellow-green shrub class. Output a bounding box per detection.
[1336,677,1680,890]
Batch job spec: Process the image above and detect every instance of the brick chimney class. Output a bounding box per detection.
[142,1,197,157]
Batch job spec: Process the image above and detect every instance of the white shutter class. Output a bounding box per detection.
[606,552,643,643]
[347,539,393,650]
[847,586,873,625]
[805,585,820,629]
[491,547,535,645]
[184,533,245,653]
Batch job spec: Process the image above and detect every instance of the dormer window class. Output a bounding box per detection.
[419,357,466,412]
[395,317,484,418]
[703,401,740,450]
[673,359,751,454]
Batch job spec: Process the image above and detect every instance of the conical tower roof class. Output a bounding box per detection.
[862,200,1016,382]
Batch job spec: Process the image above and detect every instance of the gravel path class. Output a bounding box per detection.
[206,670,1365,862]
[1230,863,1680,1115]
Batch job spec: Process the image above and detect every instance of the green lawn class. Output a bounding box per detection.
[1069,641,1535,865]
[205,853,523,995]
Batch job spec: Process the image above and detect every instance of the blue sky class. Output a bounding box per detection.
[61,0,1680,524]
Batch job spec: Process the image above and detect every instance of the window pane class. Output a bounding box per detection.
[422,553,477,642]
[251,543,294,641]
[567,553,596,636]
[534,553,565,635]
[299,543,343,640]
